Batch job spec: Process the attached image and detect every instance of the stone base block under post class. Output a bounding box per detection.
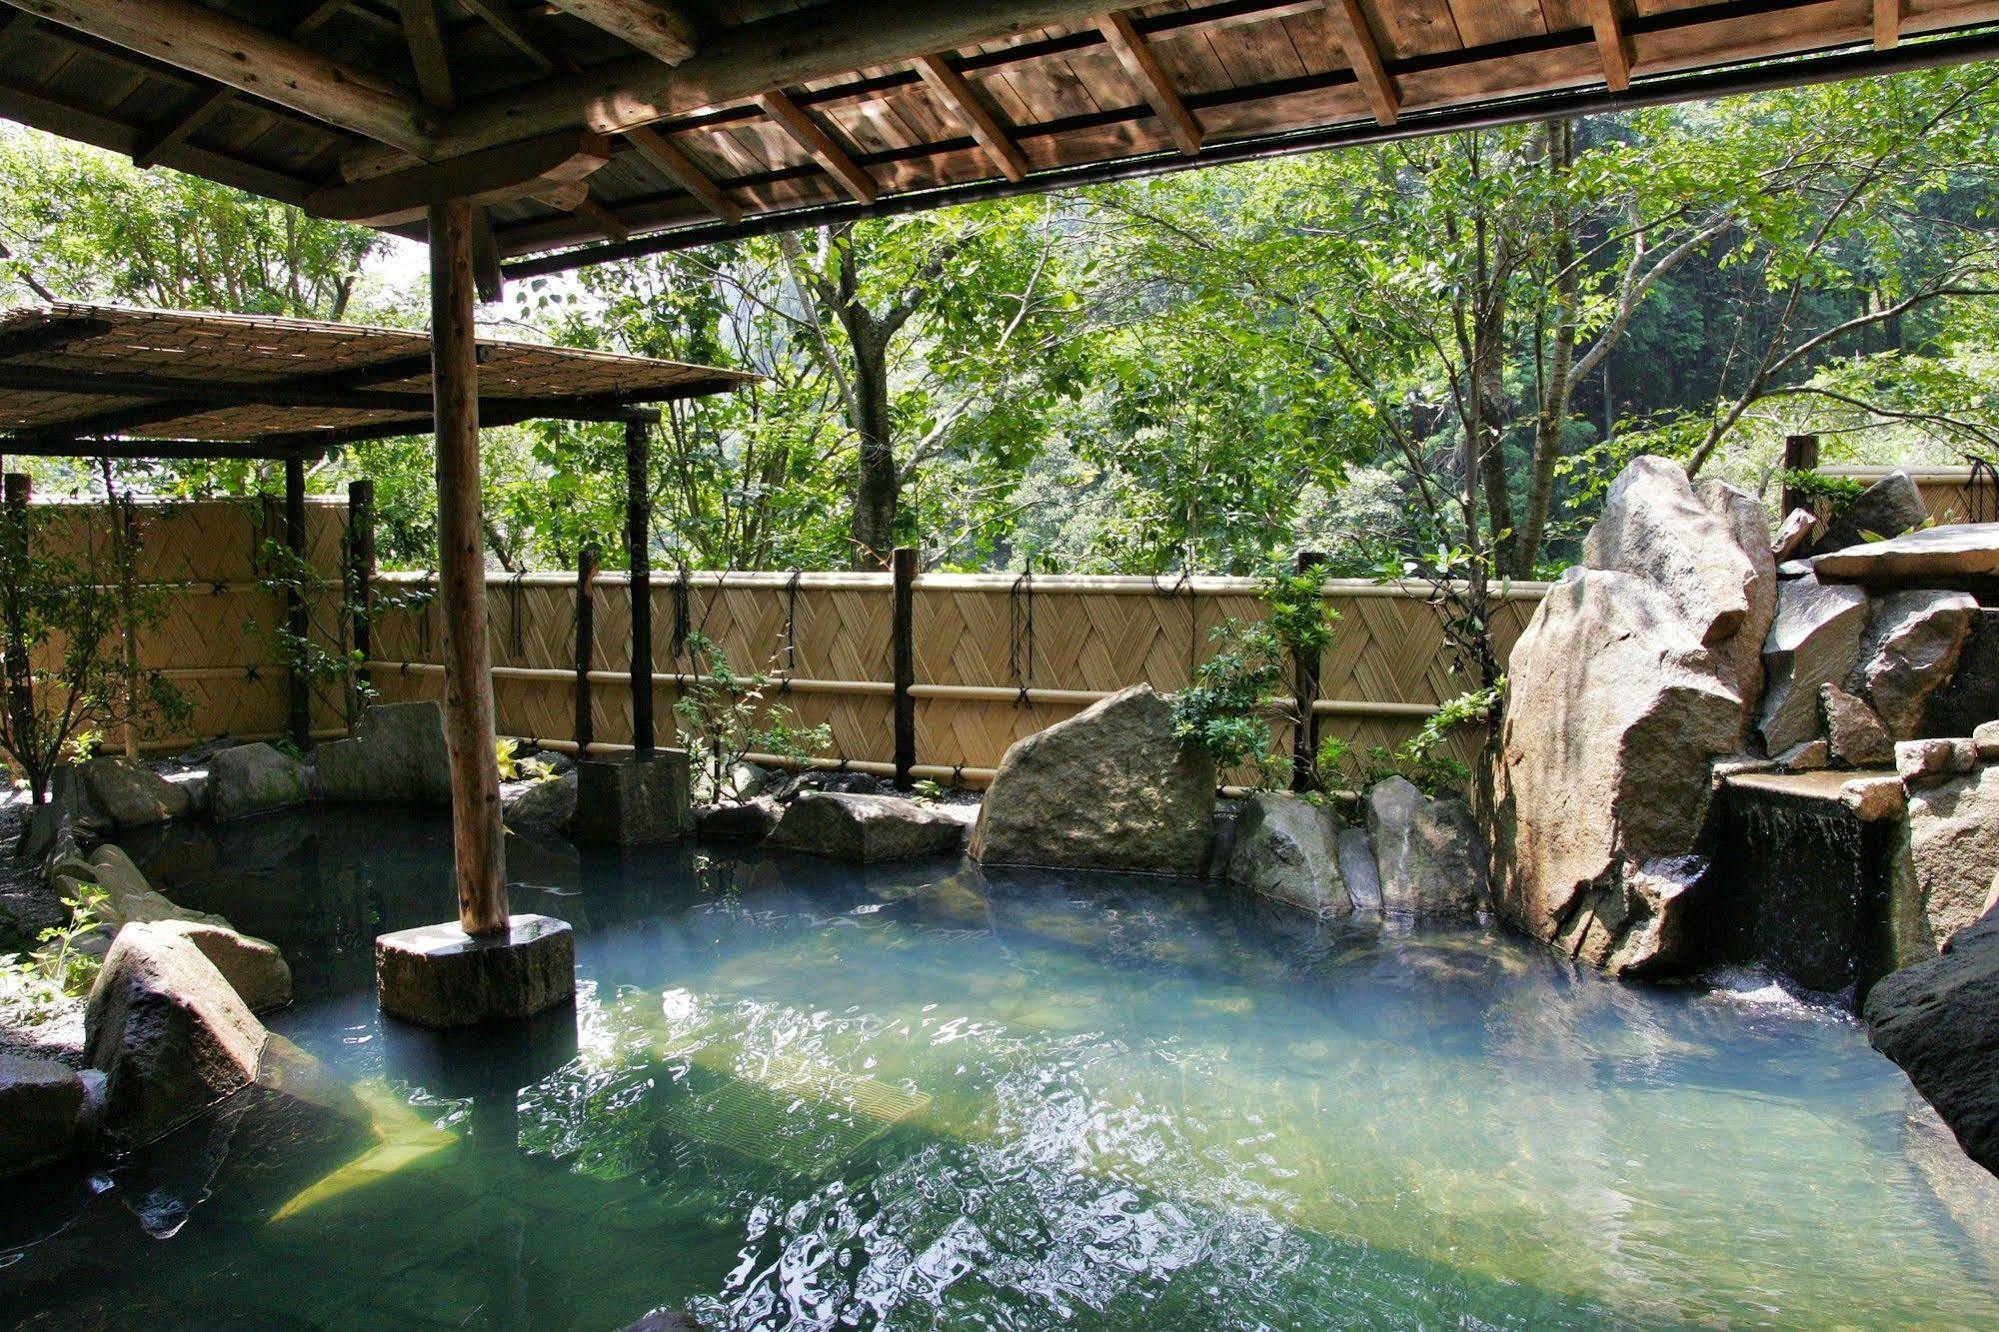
[375,915,575,1028]
[572,750,692,846]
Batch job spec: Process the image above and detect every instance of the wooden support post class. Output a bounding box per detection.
[2,473,33,798]
[625,414,654,757]
[429,199,509,937]
[1782,434,1821,515]
[574,543,599,760]
[284,454,311,751]
[892,545,917,787]
[348,478,375,724]
[1291,549,1325,792]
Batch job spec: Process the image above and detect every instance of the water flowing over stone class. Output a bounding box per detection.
[768,792,966,863]
[1851,590,1977,737]
[1365,778,1486,919]
[1757,576,1869,754]
[1492,567,1743,975]
[85,923,268,1152]
[971,685,1216,875]
[1226,792,1351,917]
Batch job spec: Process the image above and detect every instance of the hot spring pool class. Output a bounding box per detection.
[4,808,1997,1329]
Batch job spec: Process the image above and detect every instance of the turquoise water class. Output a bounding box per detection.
[4,809,1997,1329]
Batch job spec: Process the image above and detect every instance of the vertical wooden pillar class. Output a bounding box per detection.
[429,200,508,937]
[891,546,917,787]
[348,478,375,721]
[1782,434,1820,514]
[3,473,33,791]
[625,415,654,757]
[574,543,599,760]
[284,454,311,750]
[1291,549,1325,793]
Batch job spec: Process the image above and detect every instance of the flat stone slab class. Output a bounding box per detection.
[1814,522,1999,588]
[375,914,575,1028]
[572,752,690,846]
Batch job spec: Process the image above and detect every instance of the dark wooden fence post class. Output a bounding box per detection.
[574,543,599,760]
[347,478,374,726]
[625,414,654,758]
[1782,434,1820,514]
[3,473,33,785]
[891,545,917,787]
[284,454,310,750]
[1290,549,1325,792]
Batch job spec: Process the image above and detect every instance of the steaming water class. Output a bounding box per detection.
[4,809,1996,1329]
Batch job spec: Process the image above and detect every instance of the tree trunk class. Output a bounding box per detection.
[848,330,898,570]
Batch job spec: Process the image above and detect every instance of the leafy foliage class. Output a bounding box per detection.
[672,633,833,803]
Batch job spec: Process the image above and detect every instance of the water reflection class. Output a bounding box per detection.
[4,811,1998,1329]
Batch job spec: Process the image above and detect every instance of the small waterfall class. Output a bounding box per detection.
[1710,777,1901,1000]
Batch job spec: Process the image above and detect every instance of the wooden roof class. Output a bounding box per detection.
[0,302,751,457]
[3,2,1997,277]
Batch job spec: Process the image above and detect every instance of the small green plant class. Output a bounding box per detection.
[35,881,111,998]
[1780,469,1866,511]
[911,778,945,804]
[1317,682,1501,797]
[495,736,526,781]
[64,728,104,763]
[0,952,66,1025]
[673,633,833,803]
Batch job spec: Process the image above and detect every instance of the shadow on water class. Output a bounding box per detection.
[7,808,1999,1329]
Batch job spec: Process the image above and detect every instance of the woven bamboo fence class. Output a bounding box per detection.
[367,569,1548,786]
[24,497,351,752]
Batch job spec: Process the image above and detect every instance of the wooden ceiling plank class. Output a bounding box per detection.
[131,83,234,169]
[1095,10,1202,155]
[1320,0,1399,124]
[544,0,698,66]
[0,316,113,363]
[12,0,436,154]
[572,189,633,242]
[1585,0,1632,90]
[459,0,559,71]
[626,124,744,221]
[1874,0,1900,49]
[306,128,611,225]
[756,89,879,203]
[0,10,39,57]
[914,54,1028,181]
[0,437,328,461]
[399,0,456,109]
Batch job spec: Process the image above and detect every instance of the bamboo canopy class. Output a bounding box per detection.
[0,302,751,458]
[1,1,1996,279]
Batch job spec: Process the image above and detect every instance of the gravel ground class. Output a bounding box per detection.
[0,795,87,1068]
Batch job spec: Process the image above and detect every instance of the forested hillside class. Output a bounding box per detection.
[4,61,1996,581]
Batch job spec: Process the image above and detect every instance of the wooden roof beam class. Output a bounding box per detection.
[460,0,559,71]
[1095,10,1201,155]
[0,436,326,461]
[625,124,743,222]
[399,0,456,109]
[131,85,232,169]
[543,1,697,66]
[756,90,878,204]
[0,315,112,363]
[914,54,1027,182]
[1585,0,1632,91]
[1320,0,1398,125]
[10,0,436,154]
[306,128,610,225]
[1875,0,1900,49]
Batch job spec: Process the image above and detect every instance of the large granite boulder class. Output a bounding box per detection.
[1757,575,1869,754]
[1696,476,1780,709]
[1492,568,1743,975]
[1921,609,1999,738]
[1898,767,1999,954]
[1815,521,1999,587]
[150,919,292,1013]
[970,685,1216,875]
[1583,457,1774,709]
[503,771,578,832]
[1364,777,1486,918]
[208,742,309,821]
[0,1055,85,1178]
[83,844,231,933]
[80,757,191,829]
[767,791,965,863]
[1812,469,1928,555]
[1822,683,1894,767]
[1850,590,1977,737]
[312,700,451,804]
[1226,792,1350,916]
[85,922,268,1152]
[1865,912,1999,1177]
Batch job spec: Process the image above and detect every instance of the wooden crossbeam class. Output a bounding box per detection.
[0,436,326,461]
[399,0,456,109]
[544,1,698,66]
[756,89,878,203]
[914,54,1027,181]
[1095,10,1201,155]
[12,0,435,154]
[1875,0,1900,49]
[1319,0,1397,125]
[625,124,743,222]
[0,10,40,58]
[1584,0,1632,91]
[460,0,558,71]
[306,128,610,225]
[572,190,632,242]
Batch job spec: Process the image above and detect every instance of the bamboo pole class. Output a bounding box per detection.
[625,415,654,757]
[891,545,916,786]
[284,454,311,750]
[2,474,34,797]
[348,478,375,724]
[428,199,509,937]
[1291,549,1324,792]
[573,543,599,760]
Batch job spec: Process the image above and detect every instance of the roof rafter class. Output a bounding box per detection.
[756,89,879,203]
[625,124,744,222]
[1875,0,1901,49]
[1585,0,1632,91]
[544,0,698,67]
[914,54,1028,181]
[398,0,456,109]
[1095,10,1201,155]
[1320,0,1398,125]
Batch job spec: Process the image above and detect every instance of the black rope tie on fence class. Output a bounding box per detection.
[951,762,966,788]
[1967,453,1998,525]
[781,568,802,695]
[244,665,259,683]
[1153,568,1197,677]
[417,570,436,657]
[671,567,691,660]
[1009,568,1036,706]
[507,570,527,659]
